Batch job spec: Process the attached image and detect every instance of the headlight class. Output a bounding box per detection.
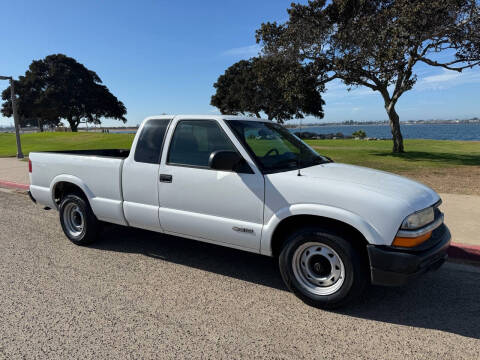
[401,207,435,230]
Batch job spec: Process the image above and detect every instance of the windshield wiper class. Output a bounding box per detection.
[267,159,298,171]
[298,157,327,168]
[266,156,330,172]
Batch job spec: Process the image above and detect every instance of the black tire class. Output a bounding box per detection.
[279,227,367,309]
[59,194,99,245]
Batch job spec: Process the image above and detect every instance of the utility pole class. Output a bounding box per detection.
[0,75,24,159]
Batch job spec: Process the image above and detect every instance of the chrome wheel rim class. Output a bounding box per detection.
[292,242,346,296]
[63,203,85,238]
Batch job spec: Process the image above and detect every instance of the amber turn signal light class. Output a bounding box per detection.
[392,231,432,248]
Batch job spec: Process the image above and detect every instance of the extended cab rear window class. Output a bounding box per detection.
[134,119,170,164]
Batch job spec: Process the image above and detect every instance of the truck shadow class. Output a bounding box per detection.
[92,225,480,340]
[92,224,286,289]
[342,268,480,340]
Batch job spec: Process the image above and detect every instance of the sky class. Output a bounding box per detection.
[0,0,479,128]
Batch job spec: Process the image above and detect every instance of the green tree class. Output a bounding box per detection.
[1,54,127,132]
[211,56,325,123]
[256,0,480,152]
[352,130,367,139]
[1,77,60,132]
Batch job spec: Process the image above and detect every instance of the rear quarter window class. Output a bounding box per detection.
[134,119,170,164]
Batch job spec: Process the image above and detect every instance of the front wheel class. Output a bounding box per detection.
[59,194,99,245]
[279,227,367,309]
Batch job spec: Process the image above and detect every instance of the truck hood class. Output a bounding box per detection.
[298,163,439,210]
[264,163,441,246]
[265,162,440,214]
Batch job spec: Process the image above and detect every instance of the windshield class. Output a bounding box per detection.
[226,120,330,173]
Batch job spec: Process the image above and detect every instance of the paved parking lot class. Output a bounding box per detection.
[1,190,479,359]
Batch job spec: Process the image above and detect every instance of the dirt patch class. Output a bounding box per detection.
[399,166,480,196]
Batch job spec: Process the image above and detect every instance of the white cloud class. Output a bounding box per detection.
[323,67,480,97]
[423,71,459,83]
[323,79,379,100]
[222,44,261,58]
[415,68,480,90]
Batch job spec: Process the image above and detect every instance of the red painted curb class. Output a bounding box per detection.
[448,242,480,263]
[0,180,29,191]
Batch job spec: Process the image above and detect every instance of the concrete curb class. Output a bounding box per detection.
[0,179,479,264]
[0,180,29,191]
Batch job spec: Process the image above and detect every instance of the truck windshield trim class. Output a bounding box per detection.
[225,120,330,174]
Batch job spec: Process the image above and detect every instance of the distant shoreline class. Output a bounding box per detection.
[289,122,480,141]
[285,119,480,129]
[1,120,479,135]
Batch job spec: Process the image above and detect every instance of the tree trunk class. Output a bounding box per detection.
[37,118,43,132]
[67,116,78,132]
[386,103,404,153]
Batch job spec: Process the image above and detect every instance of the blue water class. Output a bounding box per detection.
[291,123,480,141]
[109,122,480,140]
[109,130,137,134]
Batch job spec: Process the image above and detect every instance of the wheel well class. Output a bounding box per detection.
[270,215,369,258]
[53,182,88,205]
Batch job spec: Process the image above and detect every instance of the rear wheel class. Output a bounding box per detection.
[59,194,99,245]
[279,227,367,309]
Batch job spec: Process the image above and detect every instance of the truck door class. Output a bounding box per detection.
[122,118,171,231]
[158,118,264,252]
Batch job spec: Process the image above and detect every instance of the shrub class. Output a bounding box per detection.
[352,130,367,139]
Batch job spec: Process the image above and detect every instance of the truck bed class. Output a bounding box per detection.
[43,149,130,158]
[29,150,128,226]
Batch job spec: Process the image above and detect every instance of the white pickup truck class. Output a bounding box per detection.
[29,115,451,308]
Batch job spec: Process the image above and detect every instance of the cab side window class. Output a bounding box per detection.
[134,119,170,164]
[168,120,236,167]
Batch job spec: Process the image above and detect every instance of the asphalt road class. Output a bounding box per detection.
[0,190,479,359]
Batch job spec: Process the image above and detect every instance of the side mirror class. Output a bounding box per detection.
[209,150,249,172]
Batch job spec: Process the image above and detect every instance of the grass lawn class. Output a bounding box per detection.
[306,139,480,195]
[0,132,135,157]
[1,132,478,194]
[306,139,480,172]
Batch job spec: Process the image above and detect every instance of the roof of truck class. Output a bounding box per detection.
[143,115,269,122]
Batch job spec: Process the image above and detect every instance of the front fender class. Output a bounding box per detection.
[260,203,383,256]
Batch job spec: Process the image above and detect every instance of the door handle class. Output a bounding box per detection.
[159,174,173,183]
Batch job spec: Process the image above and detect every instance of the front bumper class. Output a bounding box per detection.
[367,224,451,286]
